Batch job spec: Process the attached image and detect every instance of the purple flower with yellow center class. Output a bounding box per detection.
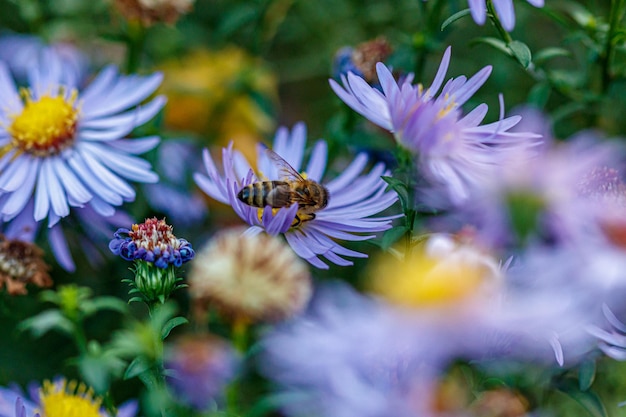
[330,46,540,204]
[467,0,544,31]
[193,122,399,269]
[0,379,137,417]
[0,49,163,227]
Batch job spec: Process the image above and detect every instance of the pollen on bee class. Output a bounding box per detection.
[256,207,301,228]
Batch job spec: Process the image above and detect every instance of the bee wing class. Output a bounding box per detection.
[265,149,305,182]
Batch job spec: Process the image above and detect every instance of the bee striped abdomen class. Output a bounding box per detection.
[237,181,292,208]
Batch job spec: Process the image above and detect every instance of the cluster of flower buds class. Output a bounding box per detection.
[110,218,194,304]
[110,217,194,268]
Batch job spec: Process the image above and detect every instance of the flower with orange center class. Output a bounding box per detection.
[0,49,163,229]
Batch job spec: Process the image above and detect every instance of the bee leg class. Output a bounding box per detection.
[292,214,302,228]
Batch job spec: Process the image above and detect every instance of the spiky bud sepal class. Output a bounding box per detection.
[124,260,187,305]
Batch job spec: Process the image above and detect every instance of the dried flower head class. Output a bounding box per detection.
[351,37,393,82]
[188,229,312,324]
[114,0,195,25]
[0,234,51,295]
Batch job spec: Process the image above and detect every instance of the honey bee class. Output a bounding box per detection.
[237,149,330,227]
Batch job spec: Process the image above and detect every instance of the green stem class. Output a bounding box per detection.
[226,317,249,416]
[601,0,626,92]
[125,20,146,74]
[486,0,513,44]
[72,320,88,354]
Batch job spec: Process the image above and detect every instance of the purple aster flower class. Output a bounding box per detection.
[193,122,399,269]
[0,379,137,417]
[467,0,544,31]
[0,47,163,228]
[165,334,240,410]
[330,46,540,204]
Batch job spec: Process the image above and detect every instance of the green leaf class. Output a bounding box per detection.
[471,37,510,56]
[381,225,408,250]
[527,82,551,108]
[124,357,152,380]
[161,316,188,340]
[245,393,312,417]
[77,354,112,394]
[557,379,608,417]
[508,41,532,68]
[534,47,572,65]
[579,358,596,391]
[89,297,129,314]
[381,176,409,211]
[18,310,74,338]
[441,9,472,31]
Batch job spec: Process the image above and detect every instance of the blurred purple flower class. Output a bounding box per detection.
[467,0,544,31]
[461,134,624,248]
[143,139,208,227]
[260,283,452,417]
[0,48,162,227]
[165,335,240,410]
[330,46,540,204]
[194,122,399,269]
[588,305,626,361]
[0,33,88,86]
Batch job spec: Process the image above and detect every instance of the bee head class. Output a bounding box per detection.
[321,187,330,208]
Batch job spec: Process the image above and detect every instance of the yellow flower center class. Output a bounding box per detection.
[8,89,79,156]
[436,93,456,120]
[369,240,500,309]
[37,380,102,417]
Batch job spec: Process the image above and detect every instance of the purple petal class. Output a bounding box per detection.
[493,0,516,31]
[425,46,451,98]
[49,224,76,272]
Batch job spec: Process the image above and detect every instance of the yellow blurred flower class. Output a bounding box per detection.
[369,233,502,311]
[159,47,277,160]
